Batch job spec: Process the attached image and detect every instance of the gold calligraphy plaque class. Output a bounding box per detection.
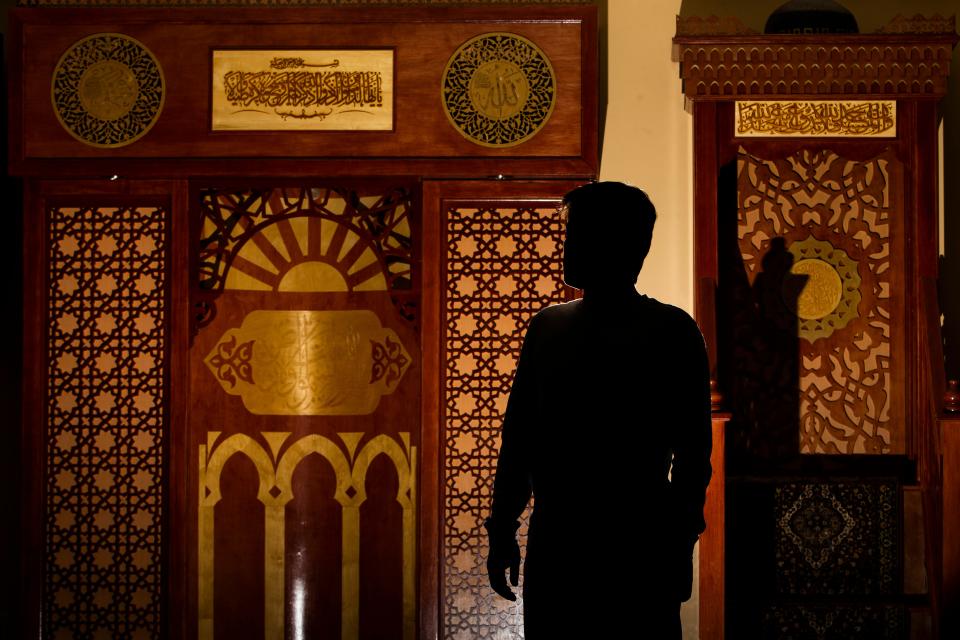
[205,310,410,415]
[211,49,394,131]
[736,100,896,138]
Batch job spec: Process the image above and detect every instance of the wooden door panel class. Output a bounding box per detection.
[188,183,419,640]
[421,180,584,640]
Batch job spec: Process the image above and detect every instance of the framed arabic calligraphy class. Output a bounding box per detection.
[211,49,394,131]
[735,100,896,138]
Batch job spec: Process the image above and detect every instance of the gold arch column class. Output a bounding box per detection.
[198,432,416,640]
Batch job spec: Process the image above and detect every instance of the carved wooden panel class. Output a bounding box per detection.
[12,8,596,178]
[672,37,955,99]
[45,204,167,639]
[195,186,415,329]
[442,203,567,639]
[727,147,903,456]
[189,182,420,640]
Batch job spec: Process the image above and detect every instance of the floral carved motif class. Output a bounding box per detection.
[207,335,255,388]
[731,147,900,455]
[370,335,410,386]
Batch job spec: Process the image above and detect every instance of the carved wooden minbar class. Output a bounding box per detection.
[674,14,957,640]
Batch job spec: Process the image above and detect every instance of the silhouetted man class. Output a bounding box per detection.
[484,182,712,638]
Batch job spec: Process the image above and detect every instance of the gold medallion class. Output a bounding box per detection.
[442,32,556,148]
[52,33,164,148]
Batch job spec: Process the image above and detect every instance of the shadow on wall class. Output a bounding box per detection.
[715,161,802,471]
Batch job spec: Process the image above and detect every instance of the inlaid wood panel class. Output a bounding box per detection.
[45,204,167,640]
[10,6,597,178]
[188,182,420,640]
[441,203,567,639]
[728,147,904,455]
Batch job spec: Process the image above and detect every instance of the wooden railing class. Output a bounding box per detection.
[700,381,728,640]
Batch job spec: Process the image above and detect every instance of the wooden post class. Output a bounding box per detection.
[701,380,728,640]
[942,381,960,637]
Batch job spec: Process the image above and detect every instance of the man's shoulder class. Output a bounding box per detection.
[526,300,581,332]
[638,297,704,339]
[535,299,582,320]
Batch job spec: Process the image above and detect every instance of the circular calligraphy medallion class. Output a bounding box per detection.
[789,259,843,320]
[442,32,556,148]
[52,33,165,148]
[784,237,861,342]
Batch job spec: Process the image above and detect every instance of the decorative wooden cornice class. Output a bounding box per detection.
[673,15,958,100]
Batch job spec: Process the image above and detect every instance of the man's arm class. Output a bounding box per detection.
[485,315,538,600]
[669,313,713,551]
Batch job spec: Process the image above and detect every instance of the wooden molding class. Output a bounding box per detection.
[673,33,958,100]
[18,0,594,5]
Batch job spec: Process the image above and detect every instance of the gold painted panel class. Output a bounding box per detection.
[206,309,410,415]
[198,186,413,296]
[212,50,394,131]
[735,101,896,138]
[198,431,416,640]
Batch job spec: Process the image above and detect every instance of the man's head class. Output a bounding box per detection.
[561,181,656,291]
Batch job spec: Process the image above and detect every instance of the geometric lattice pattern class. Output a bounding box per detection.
[775,481,898,596]
[442,204,567,639]
[737,148,899,454]
[45,206,166,640]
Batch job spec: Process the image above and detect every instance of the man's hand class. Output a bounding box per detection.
[484,518,521,601]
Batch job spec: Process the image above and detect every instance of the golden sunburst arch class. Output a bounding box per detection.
[199,187,413,294]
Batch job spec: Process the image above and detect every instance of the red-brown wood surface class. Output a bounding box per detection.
[692,101,719,371]
[20,179,45,640]
[419,180,443,640]
[9,7,598,178]
[185,179,422,640]
[168,179,192,640]
[24,178,178,640]
[421,178,585,640]
[943,416,960,638]
[700,415,728,640]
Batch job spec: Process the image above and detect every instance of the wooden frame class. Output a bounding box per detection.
[420,178,584,640]
[8,6,598,179]
[675,19,957,637]
[13,5,599,638]
[20,178,187,639]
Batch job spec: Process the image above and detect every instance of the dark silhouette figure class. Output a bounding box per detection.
[484,182,713,638]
